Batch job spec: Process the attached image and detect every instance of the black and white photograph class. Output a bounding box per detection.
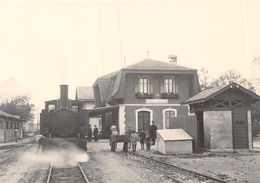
[0,0,260,182]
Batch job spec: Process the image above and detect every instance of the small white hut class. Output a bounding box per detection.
[157,129,193,154]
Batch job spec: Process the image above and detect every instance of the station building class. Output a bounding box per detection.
[0,110,23,142]
[91,58,201,149]
[86,58,260,152]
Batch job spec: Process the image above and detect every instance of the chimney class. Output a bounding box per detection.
[168,54,177,64]
[60,85,69,109]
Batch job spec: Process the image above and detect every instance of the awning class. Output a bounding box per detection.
[88,105,119,117]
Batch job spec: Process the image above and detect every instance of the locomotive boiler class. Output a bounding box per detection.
[40,85,89,150]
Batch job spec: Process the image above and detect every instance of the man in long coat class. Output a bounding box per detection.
[149,121,158,145]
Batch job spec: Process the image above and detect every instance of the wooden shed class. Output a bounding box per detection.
[183,82,260,150]
[157,129,193,154]
[0,110,23,142]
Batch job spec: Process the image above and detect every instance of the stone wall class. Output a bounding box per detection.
[203,111,233,149]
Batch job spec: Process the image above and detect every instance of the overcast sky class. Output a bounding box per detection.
[0,0,259,113]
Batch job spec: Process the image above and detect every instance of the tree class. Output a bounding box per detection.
[0,95,35,123]
[210,70,255,92]
[250,56,260,94]
[198,67,212,91]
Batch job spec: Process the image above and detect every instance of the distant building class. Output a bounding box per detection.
[76,86,101,130]
[0,110,23,142]
[91,58,200,143]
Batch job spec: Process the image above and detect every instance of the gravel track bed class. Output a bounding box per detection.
[50,165,86,183]
[0,144,38,183]
[82,150,176,183]
[17,165,49,183]
[0,144,34,164]
[123,152,222,183]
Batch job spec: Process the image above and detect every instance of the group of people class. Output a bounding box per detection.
[123,121,158,152]
[88,124,99,142]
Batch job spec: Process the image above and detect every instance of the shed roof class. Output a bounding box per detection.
[0,110,22,121]
[157,129,193,141]
[183,82,260,105]
[76,86,94,101]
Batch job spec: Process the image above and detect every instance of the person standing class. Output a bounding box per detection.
[111,127,118,152]
[130,130,139,152]
[123,130,130,152]
[88,125,92,141]
[139,130,145,150]
[93,125,99,142]
[145,134,152,151]
[14,129,18,142]
[149,121,158,145]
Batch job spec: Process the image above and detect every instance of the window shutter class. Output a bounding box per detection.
[135,78,139,93]
[175,79,179,94]
[160,78,164,93]
[149,79,153,94]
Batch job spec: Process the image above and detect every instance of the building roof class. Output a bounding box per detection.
[93,58,200,105]
[157,129,193,141]
[183,82,260,105]
[124,59,196,71]
[0,110,22,121]
[75,86,94,101]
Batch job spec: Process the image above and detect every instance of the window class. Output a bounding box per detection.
[135,77,153,98]
[138,78,149,94]
[164,78,177,94]
[161,77,178,98]
[163,109,177,129]
[72,106,79,113]
[165,111,175,129]
[48,104,56,112]
[165,78,174,93]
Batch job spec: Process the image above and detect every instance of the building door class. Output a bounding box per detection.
[138,111,150,132]
[165,111,175,129]
[233,108,248,149]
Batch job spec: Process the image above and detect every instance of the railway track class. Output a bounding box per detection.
[0,139,35,153]
[0,144,34,165]
[47,162,90,183]
[128,152,229,183]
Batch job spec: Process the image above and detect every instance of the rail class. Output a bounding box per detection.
[130,152,229,183]
[0,144,34,165]
[47,162,90,183]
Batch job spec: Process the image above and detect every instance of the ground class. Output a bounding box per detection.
[136,138,260,183]
[0,138,260,183]
[81,140,173,183]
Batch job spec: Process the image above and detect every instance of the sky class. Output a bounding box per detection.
[0,0,259,115]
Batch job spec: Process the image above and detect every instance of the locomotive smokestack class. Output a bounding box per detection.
[60,85,69,109]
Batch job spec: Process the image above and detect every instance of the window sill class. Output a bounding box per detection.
[135,93,153,98]
[161,93,179,99]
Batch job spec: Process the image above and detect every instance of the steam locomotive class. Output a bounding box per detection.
[40,85,89,150]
